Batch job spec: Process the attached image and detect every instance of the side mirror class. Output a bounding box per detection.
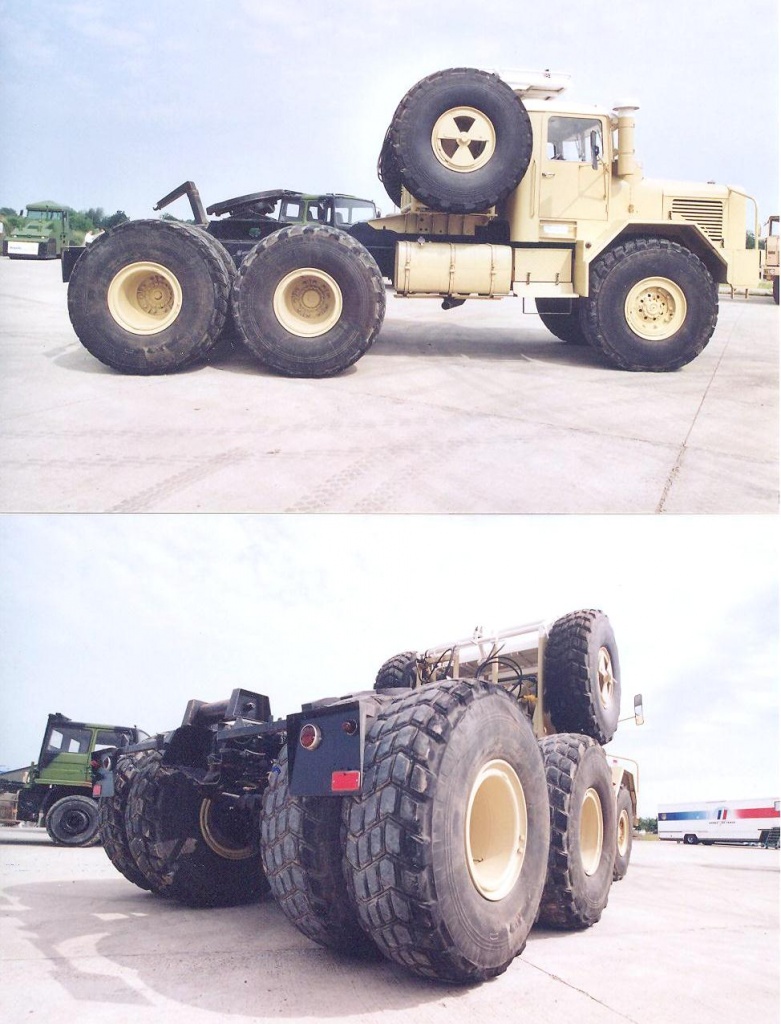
[590,130,600,171]
[634,693,644,726]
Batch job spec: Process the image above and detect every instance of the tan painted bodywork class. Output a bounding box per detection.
[373,95,761,300]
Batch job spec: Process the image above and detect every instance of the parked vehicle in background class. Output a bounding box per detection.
[2,201,74,259]
[658,798,780,847]
[761,215,779,304]
[0,713,147,846]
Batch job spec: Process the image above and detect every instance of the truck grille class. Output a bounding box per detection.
[670,198,724,242]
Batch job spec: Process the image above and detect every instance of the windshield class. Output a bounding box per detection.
[333,198,377,226]
[26,209,63,220]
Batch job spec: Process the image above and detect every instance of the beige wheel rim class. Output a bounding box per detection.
[107,261,182,335]
[199,798,254,861]
[624,277,687,340]
[431,106,496,173]
[273,268,342,337]
[465,758,527,901]
[617,806,631,857]
[597,647,616,710]
[580,787,604,876]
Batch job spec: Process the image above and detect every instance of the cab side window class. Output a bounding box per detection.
[547,117,603,163]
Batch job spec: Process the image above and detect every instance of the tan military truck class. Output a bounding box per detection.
[761,215,779,304]
[65,67,760,377]
[95,608,642,984]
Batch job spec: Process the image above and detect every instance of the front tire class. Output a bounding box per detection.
[390,68,533,214]
[580,237,718,371]
[613,784,634,882]
[344,679,550,984]
[46,795,100,847]
[232,225,386,378]
[773,276,779,305]
[537,734,617,929]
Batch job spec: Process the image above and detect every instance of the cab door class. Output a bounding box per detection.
[538,115,610,232]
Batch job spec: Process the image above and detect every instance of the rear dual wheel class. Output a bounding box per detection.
[67,220,234,374]
[537,734,616,929]
[232,225,386,378]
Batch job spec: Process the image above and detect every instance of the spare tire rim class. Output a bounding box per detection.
[199,798,255,861]
[624,276,687,341]
[580,787,604,876]
[617,806,631,857]
[107,261,183,336]
[431,106,497,173]
[273,267,343,338]
[597,647,615,709]
[465,758,527,901]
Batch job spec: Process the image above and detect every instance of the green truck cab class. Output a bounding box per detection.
[0,713,147,846]
[3,201,74,259]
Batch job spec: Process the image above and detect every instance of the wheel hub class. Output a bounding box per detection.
[273,268,343,338]
[597,647,615,709]
[624,277,687,341]
[465,758,527,901]
[107,261,183,336]
[580,787,604,876]
[431,106,496,173]
[617,808,630,857]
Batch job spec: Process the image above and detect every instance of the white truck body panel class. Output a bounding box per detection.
[658,798,780,845]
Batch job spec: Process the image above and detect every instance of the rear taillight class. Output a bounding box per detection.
[299,723,322,750]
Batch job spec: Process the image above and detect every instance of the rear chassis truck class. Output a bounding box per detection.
[761,215,779,304]
[3,201,74,259]
[63,67,760,378]
[96,608,643,984]
[0,713,147,846]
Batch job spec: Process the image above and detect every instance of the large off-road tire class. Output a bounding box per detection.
[389,68,533,214]
[536,298,589,346]
[99,751,161,891]
[580,237,718,371]
[67,219,233,374]
[232,224,386,378]
[344,679,550,984]
[773,276,779,305]
[377,129,403,208]
[126,758,268,907]
[373,650,417,691]
[544,609,621,745]
[613,784,634,882]
[45,794,100,847]
[537,734,617,929]
[261,745,377,957]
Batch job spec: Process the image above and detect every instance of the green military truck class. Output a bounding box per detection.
[2,201,75,259]
[0,713,147,846]
[63,67,761,378]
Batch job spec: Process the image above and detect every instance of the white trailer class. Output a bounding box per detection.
[658,798,780,847]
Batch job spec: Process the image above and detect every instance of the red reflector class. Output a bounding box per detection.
[92,784,102,798]
[300,723,322,750]
[331,771,361,792]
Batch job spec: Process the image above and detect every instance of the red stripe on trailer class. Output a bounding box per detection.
[735,807,780,819]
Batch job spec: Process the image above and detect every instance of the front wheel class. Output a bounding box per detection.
[232,225,386,378]
[46,795,100,846]
[613,785,634,882]
[580,238,718,371]
[344,679,550,984]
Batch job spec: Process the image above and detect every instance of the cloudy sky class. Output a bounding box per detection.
[0,0,777,222]
[0,514,777,818]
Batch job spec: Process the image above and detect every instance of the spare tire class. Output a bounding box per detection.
[377,129,404,208]
[389,68,533,214]
[374,650,417,691]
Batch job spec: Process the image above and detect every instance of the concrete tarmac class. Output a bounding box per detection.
[0,258,777,513]
[0,828,777,1024]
